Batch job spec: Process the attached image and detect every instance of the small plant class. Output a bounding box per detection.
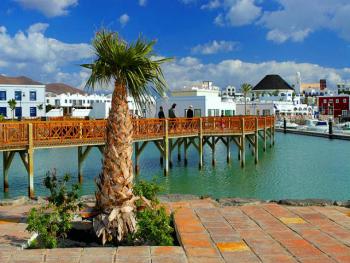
[0,114,4,121]
[7,99,16,120]
[128,179,174,246]
[26,170,82,248]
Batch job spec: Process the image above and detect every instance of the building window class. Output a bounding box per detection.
[30,107,37,117]
[69,100,72,103]
[65,99,68,103]
[0,91,6,101]
[29,91,36,101]
[342,110,348,116]
[336,99,339,103]
[46,99,49,103]
[194,109,201,117]
[15,91,22,101]
[323,99,327,103]
[262,109,270,116]
[55,99,60,106]
[344,99,347,103]
[15,107,22,117]
[0,107,7,117]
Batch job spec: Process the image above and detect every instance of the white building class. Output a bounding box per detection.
[0,84,46,119]
[156,81,236,117]
[46,92,156,119]
[236,74,313,116]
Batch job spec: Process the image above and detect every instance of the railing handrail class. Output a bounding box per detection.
[0,116,274,148]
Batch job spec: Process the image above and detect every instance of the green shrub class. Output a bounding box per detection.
[129,179,174,246]
[133,179,161,204]
[26,170,82,248]
[133,206,174,246]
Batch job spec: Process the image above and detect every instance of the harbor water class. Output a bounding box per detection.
[1,133,350,200]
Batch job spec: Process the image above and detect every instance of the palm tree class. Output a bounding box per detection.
[82,30,171,244]
[241,83,252,115]
[8,99,16,120]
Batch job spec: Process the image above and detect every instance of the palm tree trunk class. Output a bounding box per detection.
[94,80,137,244]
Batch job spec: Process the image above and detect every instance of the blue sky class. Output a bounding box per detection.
[1,0,350,90]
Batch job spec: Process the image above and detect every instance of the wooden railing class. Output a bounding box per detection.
[0,116,274,149]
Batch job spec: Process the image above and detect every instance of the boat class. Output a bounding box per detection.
[301,119,329,133]
[275,120,298,129]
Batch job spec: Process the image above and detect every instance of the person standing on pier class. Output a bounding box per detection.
[169,103,177,118]
[186,105,194,118]
[158,106,165,119]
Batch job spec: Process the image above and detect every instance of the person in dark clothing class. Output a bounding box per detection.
[168,103,177,118]
[186,105,194,118]
[158,106,165,119]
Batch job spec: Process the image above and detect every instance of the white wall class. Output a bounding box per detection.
[0,84,46,119]
[46,108,63,117]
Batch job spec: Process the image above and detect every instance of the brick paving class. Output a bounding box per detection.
[1,199,350,262]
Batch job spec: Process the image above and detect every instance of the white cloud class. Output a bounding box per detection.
[14,0,78,17]
[201,0,221,10]
[212,0,262,27]
[162,57,349,90]
[0,23,92,86]
[139,0,147,6]
[119,14,130,27]
[259,0,350,43]
[191,40,239,55]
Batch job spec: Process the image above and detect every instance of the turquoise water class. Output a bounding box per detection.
[1,133,350,200]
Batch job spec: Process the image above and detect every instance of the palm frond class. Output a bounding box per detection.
[81,30,172,107]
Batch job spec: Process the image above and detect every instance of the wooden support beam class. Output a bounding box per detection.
[153,141,164,167]
[255,117,259,164]
[177,138,182,161]
[28,123,34,199]
[211,136,216,166]
[164,119,169,176]
[241,118,245,168]
[3,151,15,193]
[97,146,104,155]
[184,138,188,166]
[198,118,203,170]
[226,137,231,163]
[134,142,140,175]
[169,139,173,169]
[78,146,93,183]
[263,118,267,152]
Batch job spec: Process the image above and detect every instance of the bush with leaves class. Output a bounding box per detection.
[128,179,174,246]
[26,170,82,248]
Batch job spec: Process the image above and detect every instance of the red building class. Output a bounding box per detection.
[317,95,350,117]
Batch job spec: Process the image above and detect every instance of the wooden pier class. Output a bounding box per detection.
[0,116,275,198]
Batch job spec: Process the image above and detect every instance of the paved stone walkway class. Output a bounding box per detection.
[1,199,350,262]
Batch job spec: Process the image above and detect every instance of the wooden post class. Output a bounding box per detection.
[3,151,14,193]
[255,117,259,164]
[28,123,34,199]
[177,139,181,161]
[211,136,216,166]
[263,117,267,152]
[226,137,231,163]
[184,138,188,166]
[241,118,245,168]
[78,146,83,183]
[270,118,273,148]
[198,118,203,170]
[272,117,275,146]
[134,142,140,174]
[238,137,241,161]
[169,139,173,169]
[164,119,169,176]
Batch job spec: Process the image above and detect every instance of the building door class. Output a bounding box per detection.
[15,107,22,118]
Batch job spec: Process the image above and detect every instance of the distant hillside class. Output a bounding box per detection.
[0,75,86,95]
[46,83,86,95]
[0,75,42,85]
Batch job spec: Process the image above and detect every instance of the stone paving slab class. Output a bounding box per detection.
[1,199,350,262]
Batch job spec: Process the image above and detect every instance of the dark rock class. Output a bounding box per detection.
[218,198,268,206]
[333,200,350,207]
[158,194,200,202]
[278,199,333,206]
